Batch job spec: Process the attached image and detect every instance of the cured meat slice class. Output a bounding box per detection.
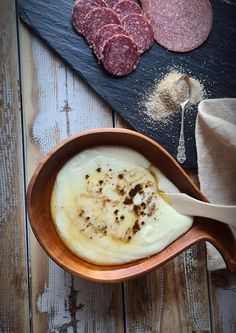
[93,24,128,59]
[105,0,119,8]
[113,0,142,19]
[121,13,154,53]
[84,8,120,44]
[102,34,140,76]
[72,0,107,35]
[141,0,213,52]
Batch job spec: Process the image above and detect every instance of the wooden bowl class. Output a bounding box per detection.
[27,128,236,282]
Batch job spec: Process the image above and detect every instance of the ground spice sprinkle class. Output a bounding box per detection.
[144,70,206,123]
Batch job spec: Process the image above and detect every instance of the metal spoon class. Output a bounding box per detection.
[175,75,191,164]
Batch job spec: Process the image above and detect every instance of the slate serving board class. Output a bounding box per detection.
[18,0,236,168]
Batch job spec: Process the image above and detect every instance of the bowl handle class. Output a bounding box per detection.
[196,218,236,271]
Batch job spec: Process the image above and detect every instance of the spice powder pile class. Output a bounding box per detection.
[144,71,205,123]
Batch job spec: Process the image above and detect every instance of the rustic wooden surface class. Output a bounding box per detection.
[124,243,211,333]
[210,270,236,333]
[0,1,29,332]
[20,25,124,333]
[1,1,236,331]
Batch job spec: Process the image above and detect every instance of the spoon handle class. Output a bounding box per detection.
[177,104,186,164]
[165,193,236,227]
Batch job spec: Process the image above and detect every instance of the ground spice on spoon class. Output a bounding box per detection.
[144,71,206,123]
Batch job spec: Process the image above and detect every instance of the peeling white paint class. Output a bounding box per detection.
[29,35,121,332]
[36,262,73,332]
[156,268,164,332]
[183,246,210,331]
[36,260,119,332]
[31,37,112,155]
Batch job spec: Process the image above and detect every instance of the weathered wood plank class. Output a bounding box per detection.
[124,243,211,333]
[210,270,236,333]
[0,1,30,332]
[19,24,124,333]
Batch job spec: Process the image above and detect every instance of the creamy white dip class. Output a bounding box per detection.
[51,146,193,265]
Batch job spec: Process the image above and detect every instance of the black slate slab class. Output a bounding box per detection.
[18,0,236,168]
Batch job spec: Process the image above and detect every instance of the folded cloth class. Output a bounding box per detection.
[196,98,236,270]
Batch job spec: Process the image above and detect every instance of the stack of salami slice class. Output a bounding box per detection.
[72,0,154,76]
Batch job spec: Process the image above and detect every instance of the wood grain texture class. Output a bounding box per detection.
[19,24,124,333]
[124,243,211,333]
[0,1,30,332]
[210,270,236,333]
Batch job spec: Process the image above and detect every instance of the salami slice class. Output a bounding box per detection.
[84,8,120,44]
[105,0,119,8]
[141,0,213,52]
[102,34,140,76]
[93,24,128,59]
[121,13,154,53]
[113,0,142,19]
[72,0,107,35]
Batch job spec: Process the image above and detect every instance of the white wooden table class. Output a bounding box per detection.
[1,1,236,332]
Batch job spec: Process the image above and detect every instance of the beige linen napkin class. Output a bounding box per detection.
[195,98,236,270]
